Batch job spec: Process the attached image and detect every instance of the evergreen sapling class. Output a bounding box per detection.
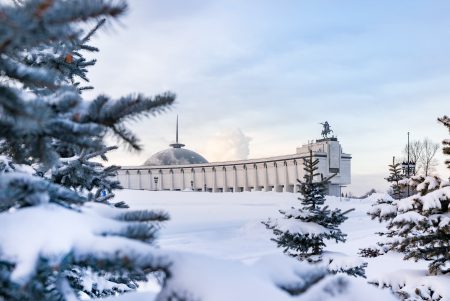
[387,157,405,200]
[362,157,406,256]
[264,150,365,277]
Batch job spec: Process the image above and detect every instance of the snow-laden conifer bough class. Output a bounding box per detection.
[0,0,175,299]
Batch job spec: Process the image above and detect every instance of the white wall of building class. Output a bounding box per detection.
[117,138,351,196]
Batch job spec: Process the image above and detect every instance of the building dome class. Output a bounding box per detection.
[143,115,208,166]
[143,147,208,166]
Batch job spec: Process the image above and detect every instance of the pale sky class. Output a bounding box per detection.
[85,0,450,194]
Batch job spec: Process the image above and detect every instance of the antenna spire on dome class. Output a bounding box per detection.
[170,115,185,148]
[176,115,179,143]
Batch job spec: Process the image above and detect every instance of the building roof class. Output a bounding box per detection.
[143,148,209,166]
[143,115,209,166]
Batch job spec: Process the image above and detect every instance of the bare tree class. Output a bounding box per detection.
[420,138,440,176]
[402,138,439,176]
[403,140,424,175]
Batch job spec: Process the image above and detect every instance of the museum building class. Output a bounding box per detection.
[116,120,351,196]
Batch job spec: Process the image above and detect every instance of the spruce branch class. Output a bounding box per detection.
[83,92,176,150]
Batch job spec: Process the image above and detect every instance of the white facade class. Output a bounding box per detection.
[116,138,351,196]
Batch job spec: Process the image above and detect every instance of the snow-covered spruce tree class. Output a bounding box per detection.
[368,117,450,276]
[392,176,449,275]
[264,150,365,277]
[361,157,405,257]
[387,157,405,200]
[364,176,436,258]
[439,115,450,168]
[366,159,403,225]
[0,1,175,300]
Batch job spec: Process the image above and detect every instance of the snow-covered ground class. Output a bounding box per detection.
[110,190,449,300]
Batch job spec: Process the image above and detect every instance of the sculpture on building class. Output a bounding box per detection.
[320,121,334,139]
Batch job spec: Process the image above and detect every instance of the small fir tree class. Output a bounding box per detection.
[264,151,350,256]
[366,159,402,224]
[263,150,363,276]
[387,157,405,200]
[439,115,450,168]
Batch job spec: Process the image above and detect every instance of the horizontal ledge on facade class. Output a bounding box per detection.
[120,153,349,171]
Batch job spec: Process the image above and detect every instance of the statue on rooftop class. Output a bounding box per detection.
[320,121,333,139]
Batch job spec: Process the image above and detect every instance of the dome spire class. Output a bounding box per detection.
[170,115,185,148]
[176,115,179,144]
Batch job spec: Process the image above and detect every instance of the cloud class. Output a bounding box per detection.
[201,128,251,162]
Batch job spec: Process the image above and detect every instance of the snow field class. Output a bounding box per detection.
[110,190,448,300]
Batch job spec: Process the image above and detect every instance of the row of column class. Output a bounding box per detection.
[122,160,300,193]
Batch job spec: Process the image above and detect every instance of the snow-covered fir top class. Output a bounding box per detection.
[396,186,450,213]
[392,211,426,224]
[274,217,333,236]
[416,176,441,192]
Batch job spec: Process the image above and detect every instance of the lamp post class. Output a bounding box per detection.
[407,131,410,197]
[153,176,159,191]
[401,132,416,197]
[339,185,347,201]
[401,161,416,178]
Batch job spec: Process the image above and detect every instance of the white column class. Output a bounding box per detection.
[126,171,130,189]
[264,163,270,192]
[202,168,206,192]
[254,164,261,191]
[137,170,142,190]
[294,160,299,192]
[274,162,281,192]
[181,169,185,190]
[222,166,227,192]
[158,169,163,191]
[244,165,250,191]
[191,168,195,190]
[147,169,153,190]
[232,166,238,192]
[152,169,156,190]
[283,161,290,192]
[213,167,217,192]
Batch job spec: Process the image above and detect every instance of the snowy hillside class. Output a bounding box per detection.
[108,190,449,301]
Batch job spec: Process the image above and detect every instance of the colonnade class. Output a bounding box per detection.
[117,158,303,193]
